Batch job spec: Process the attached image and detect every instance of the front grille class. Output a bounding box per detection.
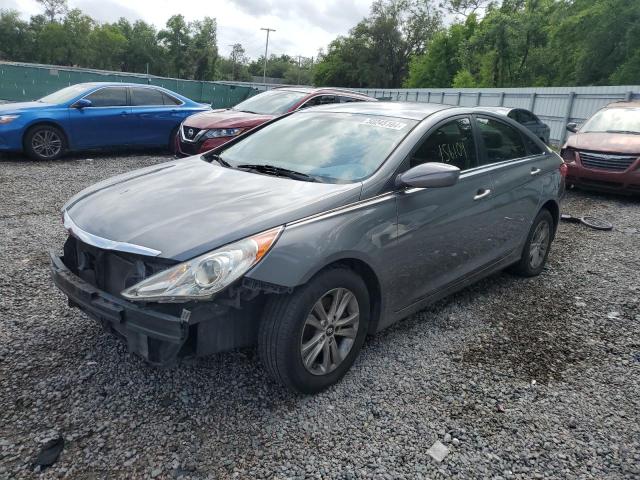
[182,126,201,141]
[578,151,638,171]
[179,140,200,155]
[62,236,173,297]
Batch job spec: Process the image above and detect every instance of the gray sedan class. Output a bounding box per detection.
[51,102,565,393]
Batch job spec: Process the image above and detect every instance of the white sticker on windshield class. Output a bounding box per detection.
[361,118,407,130]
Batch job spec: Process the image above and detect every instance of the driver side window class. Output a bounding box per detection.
[410,117,477,170]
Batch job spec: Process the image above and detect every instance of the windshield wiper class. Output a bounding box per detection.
[605,130,640,135]
[236,164,318,182]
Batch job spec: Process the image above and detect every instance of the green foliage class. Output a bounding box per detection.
[404,0,640,88]
[0,6,220,80]
[452,69,477,87]
[314,0,442,87]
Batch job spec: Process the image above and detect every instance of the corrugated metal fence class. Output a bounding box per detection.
[3,62,639,145]
[225,81,640,145]
[353,86,640,145]
[0,61,258,108]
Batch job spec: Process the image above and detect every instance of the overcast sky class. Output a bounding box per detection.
[2,0,374,59]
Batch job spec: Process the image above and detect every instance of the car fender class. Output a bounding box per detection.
[246,193,399,323]
[22,114,71,147]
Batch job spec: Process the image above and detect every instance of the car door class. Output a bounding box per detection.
[68,86,131,147]
[473,114,549,255]
[129,87,186,146]
[391,116,502,311]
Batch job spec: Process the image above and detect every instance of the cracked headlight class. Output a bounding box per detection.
[121,226,282,302]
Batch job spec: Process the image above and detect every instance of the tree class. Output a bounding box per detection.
[314,0,442,88]
[405,16,477,87]
[89,24,127,70]
[228,43,247,80]
[36,0,68,22]
[0,10,34,61]
[158,14,191,77]
[188,17,218,80]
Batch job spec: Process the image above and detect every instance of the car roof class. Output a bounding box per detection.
[302,101,455,120]
[605,101,640,109]
[76,82,171,89]
[273,86,375,100]
[471,106,515,114]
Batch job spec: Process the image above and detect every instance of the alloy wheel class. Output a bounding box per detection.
[32,129,62,159]
[300,287,360,376]
[529,220,550,269]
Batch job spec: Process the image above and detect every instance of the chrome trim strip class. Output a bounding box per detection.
[180,123,208,143]
[287,193,395,228]
[63,211,162,257]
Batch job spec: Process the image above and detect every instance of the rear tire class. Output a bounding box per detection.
[258,267,370,394]
[509,209,554,277]
[24,125,66,161]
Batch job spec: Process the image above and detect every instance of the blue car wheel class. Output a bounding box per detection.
[24,125,67,161]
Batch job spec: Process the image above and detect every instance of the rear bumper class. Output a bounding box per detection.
[50,251,188,365]
[566,163,640,194]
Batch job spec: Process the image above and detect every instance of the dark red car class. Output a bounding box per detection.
[561,101,640,194]
[175,87,376,156]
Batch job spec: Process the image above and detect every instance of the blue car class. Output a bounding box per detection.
[0,82,210,160]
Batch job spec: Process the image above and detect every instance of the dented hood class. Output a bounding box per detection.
[63,158,361,261]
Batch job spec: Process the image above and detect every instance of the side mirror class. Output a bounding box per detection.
[566,122,578,133]
[395,162,460,189]
[72,98,92,109]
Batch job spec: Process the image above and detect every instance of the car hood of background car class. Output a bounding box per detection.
[565,132,640,154]
[0,101,56,113]
[183,109,275,130]
[64,158,361,261]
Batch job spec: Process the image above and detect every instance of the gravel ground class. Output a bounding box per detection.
[1,152,639,479]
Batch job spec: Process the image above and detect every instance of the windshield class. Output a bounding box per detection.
[39,84,93,104]
[220,112,417,183]
[232,90,308,115]
[581,108,640,134]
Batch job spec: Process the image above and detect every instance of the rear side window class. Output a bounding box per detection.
[517,110,536,123]
[162,92,182,105]
[84,87,127,107]
[340,96,364,103]
[411,117,477,170]
[304,95,339,107]
[476,116,527,164]
[131,87,165,106]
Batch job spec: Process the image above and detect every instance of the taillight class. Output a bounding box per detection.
[559,162,568,177]
[560,148,576,163]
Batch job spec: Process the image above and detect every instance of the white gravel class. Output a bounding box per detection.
[0,152,639,479]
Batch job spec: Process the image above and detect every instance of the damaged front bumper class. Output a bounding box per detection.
[50,251,189,366]
[50,251,264,366]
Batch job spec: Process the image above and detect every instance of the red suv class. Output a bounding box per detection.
[561,101,640,194]
[175,87,376,156]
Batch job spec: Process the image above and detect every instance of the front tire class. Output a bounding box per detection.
[509,209,554,277]
[24,125,66,160]
[258,267,370,394]
[168,127,179,154]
